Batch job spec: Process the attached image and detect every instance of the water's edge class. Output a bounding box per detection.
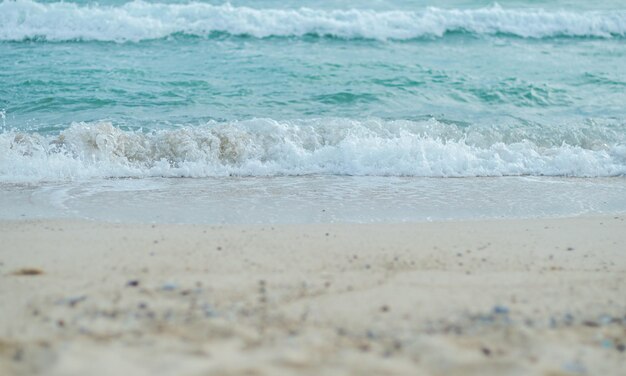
[3,176,626,224]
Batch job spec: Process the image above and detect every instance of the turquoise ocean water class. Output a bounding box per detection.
[1,0,626,222]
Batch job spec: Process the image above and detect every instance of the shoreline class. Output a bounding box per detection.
[1,216,625,375]
[3,176,626,225]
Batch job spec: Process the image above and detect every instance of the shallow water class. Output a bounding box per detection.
[2,176,626,223]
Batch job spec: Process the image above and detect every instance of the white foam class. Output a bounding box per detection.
[1,119,625,182]
[1,0,625,42]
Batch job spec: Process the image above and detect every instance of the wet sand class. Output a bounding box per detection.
[1,216,625,375]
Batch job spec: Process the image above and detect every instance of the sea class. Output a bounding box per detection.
[1,0,626,223]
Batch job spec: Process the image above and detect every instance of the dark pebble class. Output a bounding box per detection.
[66,295,87,307]
[11,268,44,276]
[13,349,23,362]
[481,347,491,356]
[393,340,402,351]
[493,305,509,315]
[126,280,140,287]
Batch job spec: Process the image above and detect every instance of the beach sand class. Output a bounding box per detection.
[1,216,625,375]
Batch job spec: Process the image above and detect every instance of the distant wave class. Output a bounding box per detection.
[1,119,625,181]
[1,0,626,42]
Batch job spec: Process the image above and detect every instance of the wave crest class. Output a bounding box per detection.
[1,119,625,181]
[1,0,626,42]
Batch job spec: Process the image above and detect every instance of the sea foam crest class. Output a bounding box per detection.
[1,119,625,182]
[1,0,625,42]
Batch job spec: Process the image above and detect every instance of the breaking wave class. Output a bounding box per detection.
[1,0,626,42]
[1,118,625,182]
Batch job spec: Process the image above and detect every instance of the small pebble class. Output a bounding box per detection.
[66,296,87,307]
[583,320,599,327]
[202,303,216,317]
[549,317,558,328]
[601,339,613,349]
[13,349,23,362]
[493,305,509,315]
[11,268,44,276]
[161,282,178,291]
[599,315,613,325]
[126,280,140,287]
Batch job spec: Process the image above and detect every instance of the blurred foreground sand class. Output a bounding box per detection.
[1,217,625,375]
